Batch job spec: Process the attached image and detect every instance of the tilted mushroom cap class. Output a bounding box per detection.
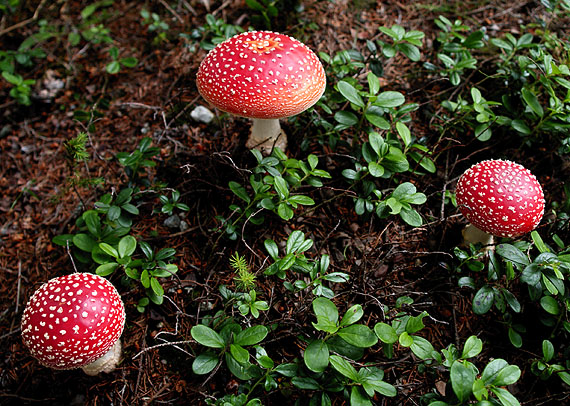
[196,30,326,119]
[456,159,545,238]
[21,273,125,370]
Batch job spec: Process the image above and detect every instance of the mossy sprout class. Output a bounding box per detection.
[230,252,256,292]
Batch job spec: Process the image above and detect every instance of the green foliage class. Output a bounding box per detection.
[299,297,396,404]
[116,137,160,186]
[436,28,570,149]
[185,14,244,51]
[64,132,90,164]
[245,0,279,30]
[217,148,330,240]
[157,189,190,216]
[52,139,179,311]
[2,71,35,105]
[191,317,269,380]
[531,339,570,385]
[377,24,425,61]
[0,0,20,14]
[105,46,138,74]
[424,336,522,406]
[264,230,349,298]
[424,16,484,85]
[230,252,257,292]
[140,8,170,43]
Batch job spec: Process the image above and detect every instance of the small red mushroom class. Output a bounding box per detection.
[455,159,545,245]
[21,273,125,375]
[196,30,326,153]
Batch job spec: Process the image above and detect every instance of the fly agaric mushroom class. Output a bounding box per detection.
[196,30,326,153]
[21,273,126,376]
[455,159,545,246]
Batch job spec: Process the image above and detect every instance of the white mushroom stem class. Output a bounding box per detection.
[462,224,495,250]
[245,118,287,154]
[81,340,122,376]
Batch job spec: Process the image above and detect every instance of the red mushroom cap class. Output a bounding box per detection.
[21,273,125,370]
[456,159,545,237]
[196,30,326,119]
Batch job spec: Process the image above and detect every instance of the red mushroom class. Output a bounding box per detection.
[196,30,326,153]
[455,159,545,245]
[21,273,126,376]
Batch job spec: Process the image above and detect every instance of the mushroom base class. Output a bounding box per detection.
[462,224,495,250]
[246,118,287,154]
[81,340,122,376]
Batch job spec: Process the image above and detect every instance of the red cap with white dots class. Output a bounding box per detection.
[456,159,545,238]
[196,30,326,120]
[21,273,125,370]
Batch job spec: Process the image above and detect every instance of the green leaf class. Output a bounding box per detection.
[273,176,289,199]
[508,327,522,348]
[277,203,294,220]
[150,277,164,296]
[192,352,218,374]
[540,296,560,315]
[462,336,483,359]
[396,122,411,147]
[106,61,121,74]
[410,336,435,360]
[400,207,423,227]
[312,297,339,333]
[511,119,531,135]
[291,376,320,390]
[368,162,385,177]
[264,239,279,260]
[225,352,252,380]
[398,43,420,61]
[340,304,364,326]
[493,365,521,386]
[2,71,22,85]
[304,339,329,372]
[338,324,378,348]
[473,285,494,314]
[451,361,476,403]
[120,56,138,68]
[490,387,521,406]
[338,80,365,108]
[99,242,119,258]
[118,235,137,258]
[230,344,249,364]
[374,322,398,344]
[234,325,268,346]
[365,110,390,129]
[375,91,405,108]
[367,72,380,95]
[96,262,119,276]
[521,87,544,117]
[191,325,225,348]
[399,331,413,347]
[350,387,372,406]
[335,110,359,126]
[229,181,251,203]
[481,358,508,385]
[542,340,554,362]
[287,195,315,205]
[330,355,360,381]
[72,233,97,252]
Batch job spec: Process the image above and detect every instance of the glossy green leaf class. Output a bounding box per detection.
[338,80,365,108]
[304,339,329,372]
[191,325,225,348]
[338,324,378,348]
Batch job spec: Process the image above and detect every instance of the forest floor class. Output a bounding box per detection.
[1,0,570,405]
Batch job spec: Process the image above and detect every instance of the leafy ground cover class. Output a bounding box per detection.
[1,0,570,405]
